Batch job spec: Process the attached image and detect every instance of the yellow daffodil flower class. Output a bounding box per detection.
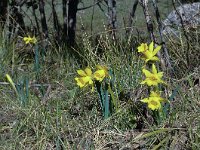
[141,64,165,86]
[150,91,164,101]
[93,65,109,82]
[23,36,37,44]
[138,42,161,63]
[141,96,162,110]
[75,67,94,91]
[137,43,148,53]
[141,90,168,110]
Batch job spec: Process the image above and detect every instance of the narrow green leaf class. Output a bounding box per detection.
[104,83,109,119]
[108,84,118,111]
[6,74,18,95]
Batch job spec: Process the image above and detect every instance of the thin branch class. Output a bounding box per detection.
[126,0,139,35]
[152,0,172,71]
[31,0,40,34]
[77,0,102,11]
[139,0,155,42]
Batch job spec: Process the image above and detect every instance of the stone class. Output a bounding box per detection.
[162,2,200,36]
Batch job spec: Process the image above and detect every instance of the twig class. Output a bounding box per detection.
[139,0,155,41]
[152,0,173,72]
[126,0,139,36]
[77,0,102,11]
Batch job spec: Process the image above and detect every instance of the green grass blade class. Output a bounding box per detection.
[5,74,18,95]
[104,83,110,119]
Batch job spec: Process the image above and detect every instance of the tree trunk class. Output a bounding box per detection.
[107,0,117,40]
[152,0,172,70]
[139,0,155,41]
[9,0,26,37]
[0,0,8,28]
[62,0,68,43]
[67,0,79,47]
[126,0,138,36]
[52,0,61,45]
[39,0,48,39]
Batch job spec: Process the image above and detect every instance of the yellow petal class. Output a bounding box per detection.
[138,43,148,52]
[93,70,105,81]
[146,79,158,86]
[23,37,28,41]
[157,72,163,78]
[150,56,160,61]
[143,51,152,59]
[148,98,161,110]
[75,77,85,87]
[85,67,92,76]
[142,68,152,77]
[150,91,160,97]
[96,65,103,70]
[152,64,157,74]
[82,76,90,83]
[149,41,154,52]
[141,98,149,103]
[88,78,93,85]
[153,45,161,55]
[77,69,87,76]
[31,37,37,44]
[145,58,150,63]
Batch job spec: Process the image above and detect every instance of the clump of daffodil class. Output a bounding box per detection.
[23,35,37,44]
[137,41,161,63]
[75,65,110,91]
[93,65,110,82]
[137,41,168,112]
[75,67,94,91]
[75,65,113,119]
[141,63,166,86]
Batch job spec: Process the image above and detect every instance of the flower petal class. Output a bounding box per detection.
[148,98,161,110]
[88,78,93,85]
[142,68,152,77]
[75,77,85,88]
[31,36,37,44]
[141,98,149,103]
[77,69,87,76]
[150,91,160,97]
[149,41,154,52]
[153,45,161,55]
[157,72,163,78]
[138,43,148,52]
[23,37,28,41]
[85,67,92,76]
[146,79,158,86]
[96,65,103,70]
[152,64,157,74]
[93,70,105,81]
[150,56,160,62]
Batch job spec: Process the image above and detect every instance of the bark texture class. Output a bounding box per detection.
[39,0,48,39]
